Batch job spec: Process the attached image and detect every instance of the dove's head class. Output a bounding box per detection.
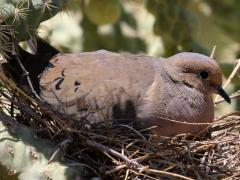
[165,52,231,103]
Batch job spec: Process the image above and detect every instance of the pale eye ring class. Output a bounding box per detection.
[199,71,209,79]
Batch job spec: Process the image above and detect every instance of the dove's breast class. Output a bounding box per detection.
[39,50,157,122]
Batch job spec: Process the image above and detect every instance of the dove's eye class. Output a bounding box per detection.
[199,71,209,79]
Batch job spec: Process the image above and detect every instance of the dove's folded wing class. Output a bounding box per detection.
[39,50,157,121]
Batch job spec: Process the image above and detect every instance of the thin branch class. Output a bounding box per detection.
[215,59,240,103]
[223,59,240,89]
[11,30,43,102]
[146,168,195,180]
[156,116,212,125]
[48,138,72,164]
[215,112,240,122]
[215,92,240,104]
[186,142,202,180]
[210,45,216,58]
[115,124,147,142]
[86,139,143,169]
[105,153,151,175]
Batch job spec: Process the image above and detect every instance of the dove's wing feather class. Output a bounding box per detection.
[39,50,158,121]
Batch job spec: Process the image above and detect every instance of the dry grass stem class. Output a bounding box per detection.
[210,45,216,58]
[215,59,240,103]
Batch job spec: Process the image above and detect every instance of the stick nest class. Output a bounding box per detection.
[0,62,240,180]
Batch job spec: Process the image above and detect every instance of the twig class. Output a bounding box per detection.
[186,142,201,180]
[105,153,151,175]
[215,59,240,103]
[130,170,160,180]
[11,30,43,102]
[86,139,143,169]
[138,125,157,133]
[157,116,212,125]
[0,91,50,128]
[124,169,130,180]
[115,124,147,142]
[223,59,240,89]
[222,171,240,180]
[0,66,38,106]
[210,45,216,58]
[105,164,127,175]
[48,138,73,164]
[142,168,194,180]
[215,92,240,104]
[215,112,240,121]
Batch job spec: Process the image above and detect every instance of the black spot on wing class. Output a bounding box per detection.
[74,81,81,92]
[61,68,66,77]
[74,87,79,92]
[74,81,81,86]
[55,78,64,90]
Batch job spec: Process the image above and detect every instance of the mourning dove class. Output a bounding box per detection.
[3,37,230,136]
[36,49,230,136]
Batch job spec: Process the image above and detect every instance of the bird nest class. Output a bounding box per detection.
[0,60,240,180]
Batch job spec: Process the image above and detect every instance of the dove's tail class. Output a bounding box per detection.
[4,36,59,94]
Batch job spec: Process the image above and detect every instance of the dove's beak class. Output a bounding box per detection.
[215,86,231,104]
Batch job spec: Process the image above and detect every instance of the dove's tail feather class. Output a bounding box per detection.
[27,36,59,55]
[4,36,59,94]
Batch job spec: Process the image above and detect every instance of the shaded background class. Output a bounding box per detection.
[30,0,240,112]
